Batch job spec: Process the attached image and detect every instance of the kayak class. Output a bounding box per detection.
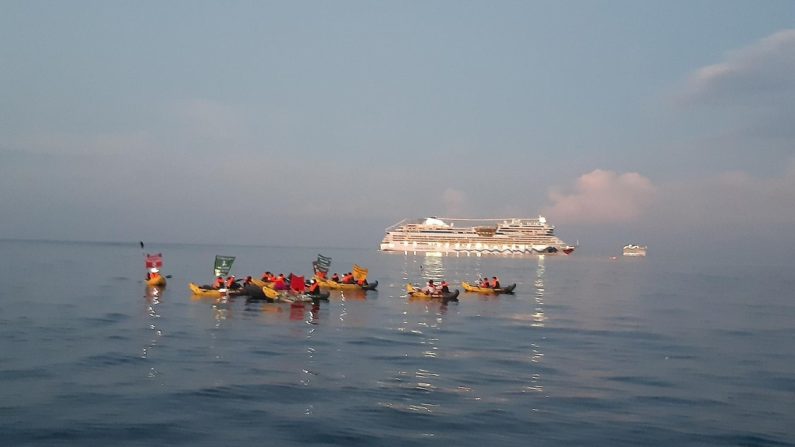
[405,284,459,302]
[315,277,378,291]
[189,282,224,298]
[261,285,330,303]
[146,276,167,287]
[461,282,516,294]
[250,278,273,288]
[242,284,268,300]
[188,282,246,298]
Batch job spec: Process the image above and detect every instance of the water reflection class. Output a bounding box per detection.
[402,252,448,285]
[525,256,545,403]
[392,257,457,420]
[533,255,546,328]
[142,286,164,379]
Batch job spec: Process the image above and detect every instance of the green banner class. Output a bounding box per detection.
[214,255,235,277]
[313,254,332,274]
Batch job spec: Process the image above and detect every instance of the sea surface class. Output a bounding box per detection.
[0,239,793,446]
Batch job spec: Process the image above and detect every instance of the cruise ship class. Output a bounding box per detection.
[623,244,647,257]
[379,216,575,255]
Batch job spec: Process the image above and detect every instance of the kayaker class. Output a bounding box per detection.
[242,276,253,286]
[273,274,287,290]
[422,279,437,295]
[491,276,501,289]
[341,272,354,284]
[212,276,224,289]
[261,271,274,282]
[440,281,450,294]
[331,273,340,282]
[225,275,239,289]
[308,279,321,296]
[479,277,490,288]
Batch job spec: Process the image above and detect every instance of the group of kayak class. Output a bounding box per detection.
[189,270,379,304]
[405,276,517,303]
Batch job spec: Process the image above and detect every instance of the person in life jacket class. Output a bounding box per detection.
[212,276,225,289]
[479,277,490,288]
[273,274,287,290]
[225,276,239,289]
[243,276,253,286]
[491,276,500,289]
[440,281,450,294]
[331,273,340,282]
[422,279,438,295]
[357,276,368,286]
[261,271,274,282]
[308,279,321,295]
[341,272,354,284]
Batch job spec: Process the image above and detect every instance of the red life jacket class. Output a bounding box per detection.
[309,283,320,294]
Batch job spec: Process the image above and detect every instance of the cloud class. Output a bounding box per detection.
[678,29,795,107]
[542,170,656,224]
[652,159,795,228]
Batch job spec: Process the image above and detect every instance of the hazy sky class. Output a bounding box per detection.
[2,1,794,256]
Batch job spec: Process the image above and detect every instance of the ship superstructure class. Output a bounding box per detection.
[623,244,647,257]
[379,216,575,255]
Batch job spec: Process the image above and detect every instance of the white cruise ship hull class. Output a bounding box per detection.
[379,217,575,256]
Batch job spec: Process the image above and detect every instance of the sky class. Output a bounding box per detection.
[1,1,794,257]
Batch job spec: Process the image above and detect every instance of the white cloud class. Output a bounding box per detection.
[679,29,795,107]
[542,170,656,224]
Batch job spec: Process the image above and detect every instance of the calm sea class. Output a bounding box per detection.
[0,239,792,446]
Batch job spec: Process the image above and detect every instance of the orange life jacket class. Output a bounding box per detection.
[212,278,224,289]
[225,278,235,288]
[309,283,320,294]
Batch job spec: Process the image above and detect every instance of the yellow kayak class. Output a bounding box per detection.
[405,284,459,301]
[146,275,167,287]
[461,282,516,294]
[315,276,378,291]
[261,285,328,303]
[250,278,273,288]
[188,282,233,298]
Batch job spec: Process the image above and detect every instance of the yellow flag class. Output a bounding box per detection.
[352,264,368,281]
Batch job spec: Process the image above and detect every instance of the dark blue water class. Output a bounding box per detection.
[0,240,792,446]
